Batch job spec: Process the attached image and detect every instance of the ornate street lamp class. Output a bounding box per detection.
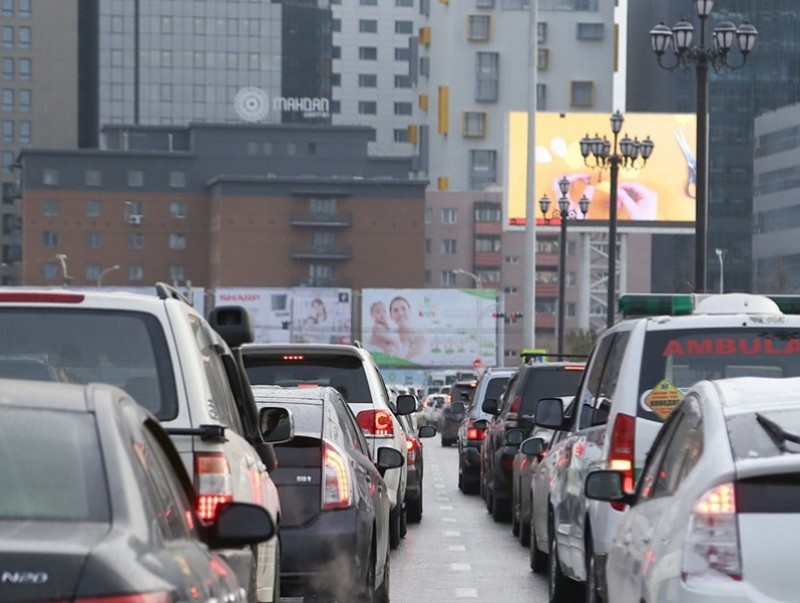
[650,3,757,293]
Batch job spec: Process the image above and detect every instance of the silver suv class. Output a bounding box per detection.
[0,285,285,603]
[240,342,416,549]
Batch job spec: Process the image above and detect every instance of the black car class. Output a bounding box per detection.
[251,385,404,602]
[398,413,436,523]
[457,368,516,494]
[0,379,274,603]
[439,380,476,445]
[480,362,585,521]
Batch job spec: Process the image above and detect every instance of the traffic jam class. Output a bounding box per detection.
[3,289,800,603]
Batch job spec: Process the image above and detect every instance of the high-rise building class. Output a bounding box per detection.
[329,0,417,156]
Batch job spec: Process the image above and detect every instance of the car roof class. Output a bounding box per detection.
[251,384,330,403]
[0,287,170,310]
[711,377,800,417]
[0,378,95,412]
[242,343,367,358]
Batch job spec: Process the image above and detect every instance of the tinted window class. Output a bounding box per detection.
[0,407,110,522]
[519,367,583,414]
[0,309,177,420]
[255,399,323,438]
[728,408,800,460]
[470,375,510,419]
[638,328,800,422]
[450,381,476,404]
[245,354,372,404]
[738,474,800,513]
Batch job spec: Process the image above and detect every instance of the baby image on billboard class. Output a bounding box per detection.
[361,289,497,368]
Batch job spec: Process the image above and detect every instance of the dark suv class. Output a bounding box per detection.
[480,362,585,521]
[439,380,476,446]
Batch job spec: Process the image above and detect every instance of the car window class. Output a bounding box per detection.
[332,395,368,455]
[651,397,702,498]
[0,406,110,522]
[518,368,583,416]
[589,332,631,426]
[636,406,687,502]
[470,374,511,419]
[577,334,615,428]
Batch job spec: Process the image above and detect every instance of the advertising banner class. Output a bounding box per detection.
[506,112,697,227]
[361,289,497,368]
[214,288,352,344]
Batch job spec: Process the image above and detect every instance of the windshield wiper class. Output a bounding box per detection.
[755,413,800,454]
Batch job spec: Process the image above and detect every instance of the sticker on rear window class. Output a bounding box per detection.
[642,380,683,420]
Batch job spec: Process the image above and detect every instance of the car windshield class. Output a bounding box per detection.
[0,309,178,420]
[0,407,110,522]
[639,328,800,422]
[470,375,511,419]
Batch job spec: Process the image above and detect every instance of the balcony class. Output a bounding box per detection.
[290,244,353,261]
[474,221,502,236]
[290,211,353,228]
[292,276,354,288]
[473,251,501,267]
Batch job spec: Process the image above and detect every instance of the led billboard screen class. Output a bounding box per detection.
[506,112,697,227]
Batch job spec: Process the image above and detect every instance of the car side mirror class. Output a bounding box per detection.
[259,407,294,444]
[534,398,565,430]
[206,502,275,549]
[208,305,255,348]
[520,437,546,457]
[418,425,436,438]
[376,446,404,476]
[481,398,500,416]
[584,470,634,506]
[395,394,417,416]
[472,419,488,430]
[505,428,525,446]
[449,401,466,414]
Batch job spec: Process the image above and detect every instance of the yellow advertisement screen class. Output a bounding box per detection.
[506,112,697,226]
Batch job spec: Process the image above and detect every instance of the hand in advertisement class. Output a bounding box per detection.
[617,182,658,221]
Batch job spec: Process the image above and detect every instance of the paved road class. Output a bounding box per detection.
[391,442,549,603]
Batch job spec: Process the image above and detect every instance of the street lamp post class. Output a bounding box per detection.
[539,178,590,358]
[452,268,483,290]
[650,3,757,293]
[97,264,121,287]
[580,112,654,328]
[715,248,726,293]
[55,253,72,288]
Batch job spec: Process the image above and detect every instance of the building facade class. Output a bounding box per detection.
[18,124,426,289]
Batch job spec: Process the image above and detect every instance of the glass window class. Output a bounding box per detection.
[359,74,377,88]
[476,52,499,101]
[86,199,101,218]
[42,262,58,281]
[17,26,30,48]
[1,119,12,142]
[1,0,12,17]
[85,263,101,281]
[42,169,58,185]
[359,47,377,60]
[18,119,29,143]
[463,112,486,138]
[18,58,30,80]
[394,75,411,88]
[332,19,341,32]
[538,21,548,43]
[359,19,377,33]
[17,0,29,17]
[128,170,144,187]
[170,265,185,282]
[128,264,144,281]
[577,23,604,40]
[169,233,187,250]
[394,128,409,143]
[424,208,432,224]
[441,270,456,286]
[85,169,102,186]
[441,208,457,224]
[395,47,410,61]
[2,57,12,80]
[468,15,491,41]
[85,232,102,250]
[394,102,412,115]
[469,149,497,189]
[360,0,377,4]
[42,230,58,247]
[570,81,594,107]
[396,0,413,6]
[2,88,13,111]
[395,20,413,34]
[18,89,30,111]
[1,26,12,49]
[538,48,550,70]
[2,150,13,173]
[358,101,377,115]
[441,239,457,254]
[537,83,547,110]
[169,171,186,188]
[170,202,187,219]
[128,232,144,250]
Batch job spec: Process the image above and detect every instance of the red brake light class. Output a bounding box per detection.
[502,456,515,470]
[467,428,485,441]
[509,395,522,416]
[323,442,352,510]
[608,412,635,511]
[74,593,172,603]
[282,354,305,361]
[0,292,85,304]
[406,437,419,464]
[563,365,585,371]
[194,453,233,522]
[357,409,394,437]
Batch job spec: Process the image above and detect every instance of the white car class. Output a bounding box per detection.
[424,394,446,426]
[587,376,800,603]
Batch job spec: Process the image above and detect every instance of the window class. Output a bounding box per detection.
[419,56,430,77]
[161,16,173,34]
[42,230,58,247]
[475,237,501,252]
[331,73,341,86]
[394,128,409,143]
[170,265,185,282]
[566,303,576,318]
[128,170,144,187]
[42,169,58,185]
[463,112,487,138]
[570,81,594,107]
[476,52,499,101]
[18,89,30,111]
[361,0,378,4]
[395,47,410,61]
[17,26,30,48]
[2,58,12,80]
[332,19,341,32]
[441,239,457,254]
[43,262,58,281]
[359,74,377,88]
[359,47,377,60]
[424,208,432,224]
[41,199,59,217]
[577,23,604,40]
[18,119,29,143]
[477,0,495,7]
[538,21,548,43]
[425,239,431,253]
[86,200,101,218]
[469,149,498,189]
[193,17,205,34]
[537,83,547,110]
[359,19,378,33]
[537,48,550,70]
[311,231,335,249]
[85,263,101,281]
[85,169,102,186]
[358,101,377,115]
[330,100,340,114]
[577,332,631,428]
[475,204,501,222]
[160,84,172,102]
[332,46,341,59]
[468,15,491,41]
[128,265,144,281]
[396,0,413,6]
[502,0,529,7]
[193,51,205,69]
[128,232,144,250]
[441,208,457,224]
[248,54,260,70]
[85,232,102,250]
[169,234,187,250]
[2,26,12,49]
[169,171,186,188]
[394,102,412,116]
[18,0,30,17]
[1,0,11,16]
[394,75,411,88]
[2,89,12,111]
[310,198,337,214]
[395,20,413,34]
[441,270,456,285]
[1,120,12,142]
[161,50,172,68]
[167,201,188,220]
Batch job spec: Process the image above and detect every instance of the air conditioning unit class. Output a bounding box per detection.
[128,215,143,225]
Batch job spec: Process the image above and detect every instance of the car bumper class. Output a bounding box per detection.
[651,577,777,603]
[280,507,363,597]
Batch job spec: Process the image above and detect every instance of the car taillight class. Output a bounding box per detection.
[608,412,635,512]
[322,442,352,510]
[357,409,394,437]
[406,437,419,464]
[194,453,233,522]
[508,395,522,417]
[0,291,85,303]
[73,593,172,603]
[467,427,485,441]
[502,456,515,471]
[682,482,742,582]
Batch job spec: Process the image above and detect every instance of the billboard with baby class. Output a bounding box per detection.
[361,289,498,368]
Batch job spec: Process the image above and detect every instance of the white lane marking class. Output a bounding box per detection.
[434,484,445,489]
[448,544,467,552]
[450,563,471,572]
[442,517,456,523]
[444,530,461,537]
[439,505,454,510]
[456,588,478,598]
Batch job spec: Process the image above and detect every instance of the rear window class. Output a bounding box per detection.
[245,353,372,404]
[0,407,110,522]
[728,409,800,461]
[0,309,177,420]
[638,328,800,421]
[450,382,477,404]
[253,400,323,438]
[470,375,510,419]
[519,368,583,414]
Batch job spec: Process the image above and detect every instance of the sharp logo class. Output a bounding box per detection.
[1,571,49,585]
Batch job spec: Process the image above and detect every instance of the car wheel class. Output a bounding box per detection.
[457,470,464,492]
[491,494,509,523]
[463,479,480,496]
[511,505,520,536]
[400,504,408,538]
[389,505,401,549]
[374,546,390,603]
[585,528,601,603]
[549,512,577,602]
[529,513,547,574]
[407,491,423,524]
[519,511,531,547]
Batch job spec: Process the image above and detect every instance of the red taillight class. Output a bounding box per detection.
[357,409,394,437]
[508,395,522,416]
[74,593,172,603]
[608,413,635,511]
[0,292,85,303]
[282,354,304,361]
[467,428,485,441]
[194,453,233,522]
[322,442,352,510]
[406,437,419,464]
[682,482,741,582]
[502,456,515,471]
